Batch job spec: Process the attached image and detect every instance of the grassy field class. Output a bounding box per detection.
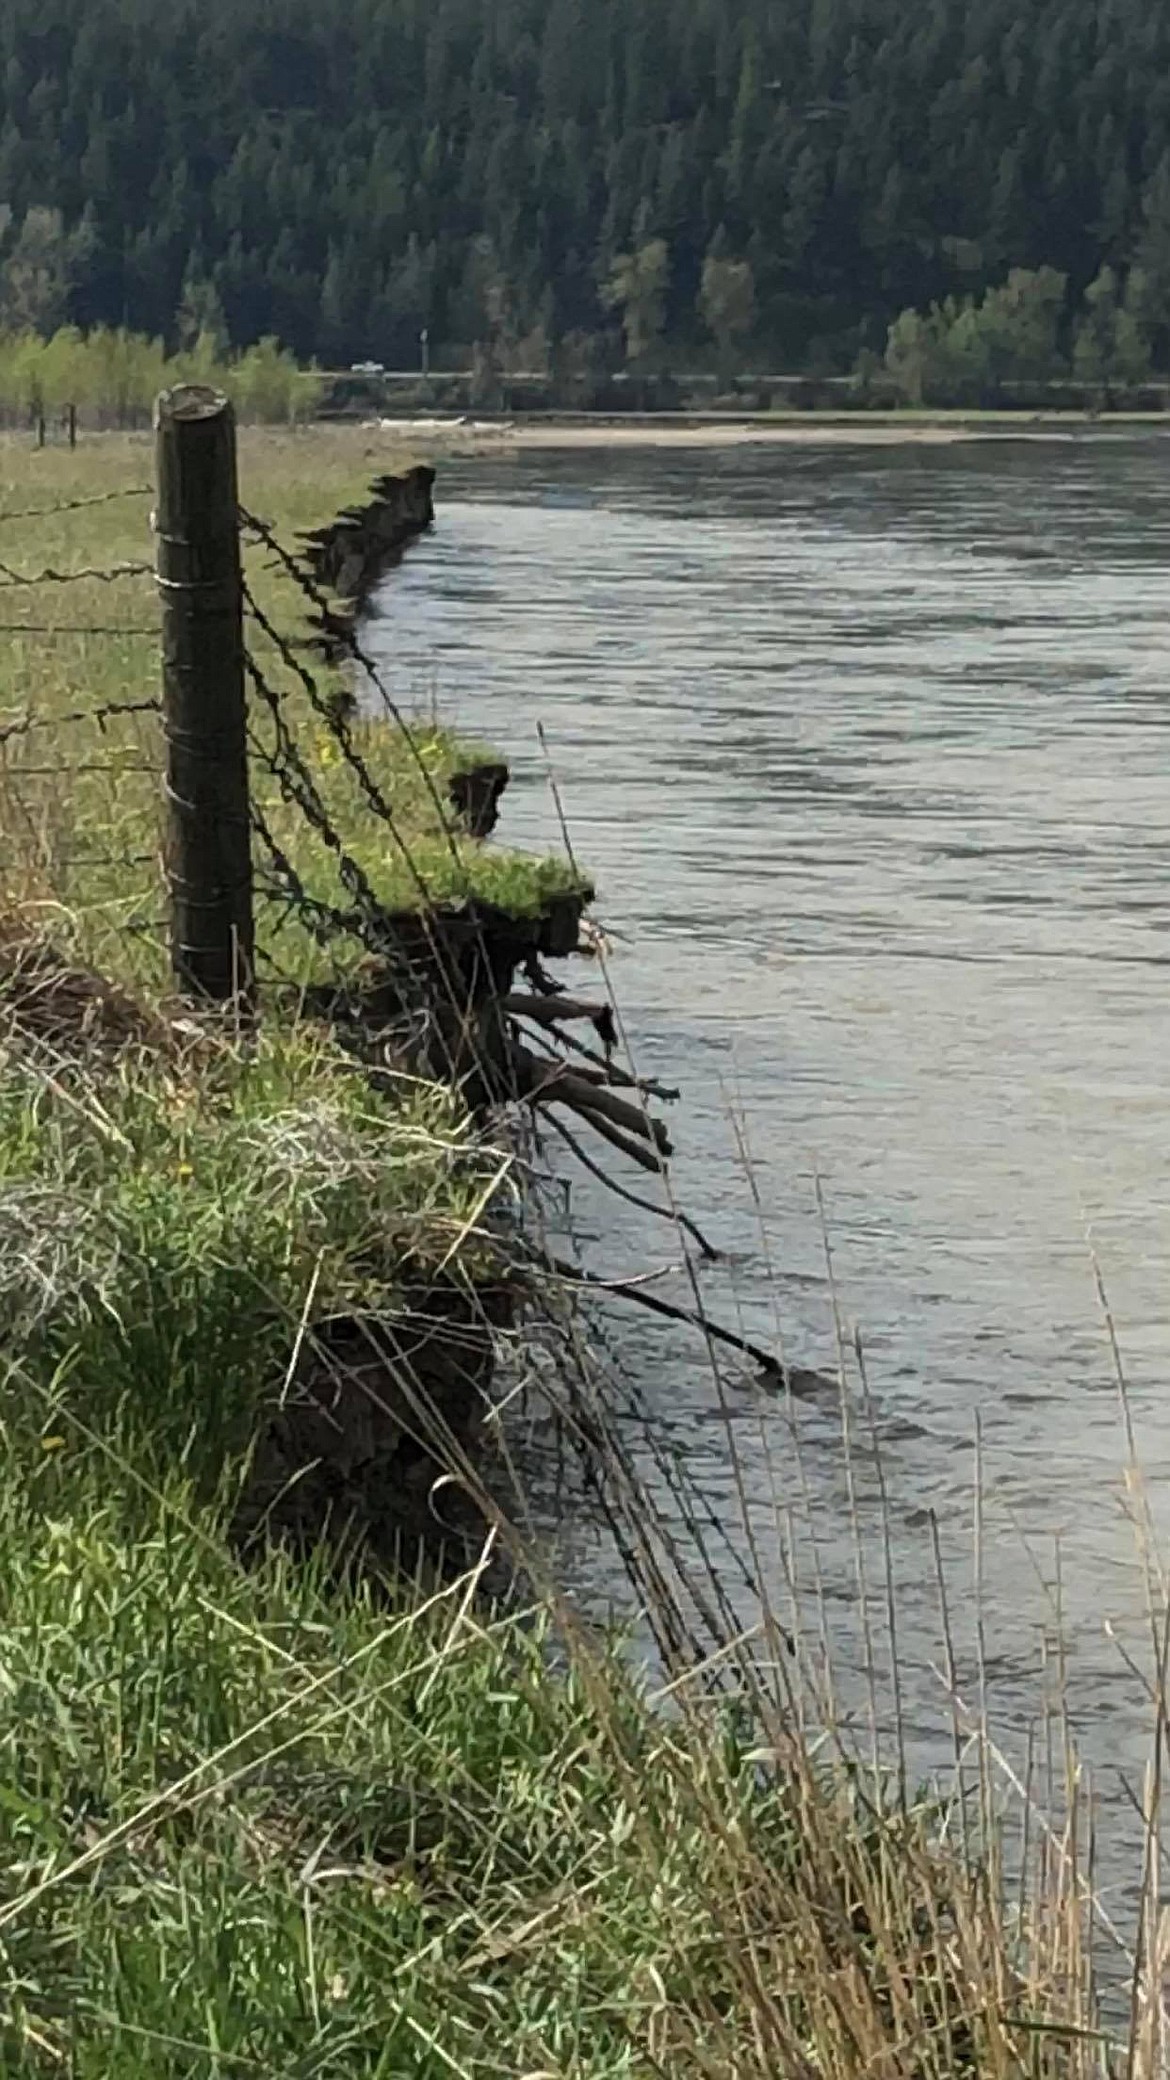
[0,423,1146,2073]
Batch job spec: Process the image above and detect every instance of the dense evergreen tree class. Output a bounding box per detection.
[0,0,1169,372]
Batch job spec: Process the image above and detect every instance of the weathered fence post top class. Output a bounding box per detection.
[156,383,228,417]
[155,383,255,1007]
[154,383,242,545]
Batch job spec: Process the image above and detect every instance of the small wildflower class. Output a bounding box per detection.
[177,1160,194,1182]
[40,1436,66,1453]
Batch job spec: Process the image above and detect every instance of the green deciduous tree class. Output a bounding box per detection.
[602,238,671,367]
[699,250,756,383]
[886,268,1069,404]
[1073,267,1151,390]
[228,336,321,422]
[884,308,937,406]
[978,266,1067,386]
[176,264,230,355]
[1077,270,1151,393]
[0,205,84,335]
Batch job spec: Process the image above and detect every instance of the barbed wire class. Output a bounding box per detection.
[239,508,469,878]
[0,622,157,637]
[243,616,463,942]
[3,763,154,782]
[242,621,520,1095]
[242,583,457,926]
[248,794,371,950]
[0,696,161,750]
[238,518,524,1069]
[243,649,391,930]
[0,495,734,1417]
[0,560,153,589]
[0,486,152,527]
[0,850,158,872]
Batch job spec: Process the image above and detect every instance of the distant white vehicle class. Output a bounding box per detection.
[350,360,385,376]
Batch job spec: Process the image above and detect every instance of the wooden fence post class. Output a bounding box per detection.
[66,402,77,448]
[154,384,254,1004]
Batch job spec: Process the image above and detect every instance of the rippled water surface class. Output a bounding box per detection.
[371,435,1170,1843]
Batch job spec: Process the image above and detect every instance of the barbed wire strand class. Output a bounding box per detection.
[242,580,463,911]
[0,561,152,589]
[0,623,157,637]
[240,518,547,1094]
[248,795,370,950]
[0,697,161,749]
[0,486,152,527]
[0,851,158,872]
[243,629,507,1072]
[2,761,154,779]
[239,511,469,877]
[243,658,395,932]
[245,695,475,1069]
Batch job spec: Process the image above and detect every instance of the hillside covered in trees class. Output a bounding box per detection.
[4,0,1170,385]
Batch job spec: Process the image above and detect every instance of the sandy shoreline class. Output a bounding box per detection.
[503,420,985,448]
[364,411,1165,453]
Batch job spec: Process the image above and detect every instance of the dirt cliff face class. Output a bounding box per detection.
[238,465,589,1581]
[238,1279,518,1581]
[297,465,436,600]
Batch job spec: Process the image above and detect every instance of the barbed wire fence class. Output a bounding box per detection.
[0,395,583,1082]
[0,406,486,1017]
[0,384,786,1669]
[0,389,735,1287]
[1,382,738,1284]
[0,482,164,951]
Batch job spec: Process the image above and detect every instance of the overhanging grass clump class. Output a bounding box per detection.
[246,706,590,982]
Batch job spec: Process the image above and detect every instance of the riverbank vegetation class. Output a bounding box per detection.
[0,429,1158,2072]
[0,943,1135,2075]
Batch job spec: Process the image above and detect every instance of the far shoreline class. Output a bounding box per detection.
[358,408,1170,453]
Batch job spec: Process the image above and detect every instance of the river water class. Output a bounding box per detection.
[370,433,1170,1886]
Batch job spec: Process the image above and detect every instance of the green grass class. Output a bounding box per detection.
[0,1015,506,1476]
[0,429,1136,2077]
[0,428,588,991]
[0,1461,793,2077]
[0,936,1125,2077]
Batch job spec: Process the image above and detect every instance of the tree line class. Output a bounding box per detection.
[882,264,1161,406]
[3,0,1170,381]
[0,320,320,427]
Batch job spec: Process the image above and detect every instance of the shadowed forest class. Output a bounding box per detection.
[2,0,1170,396]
